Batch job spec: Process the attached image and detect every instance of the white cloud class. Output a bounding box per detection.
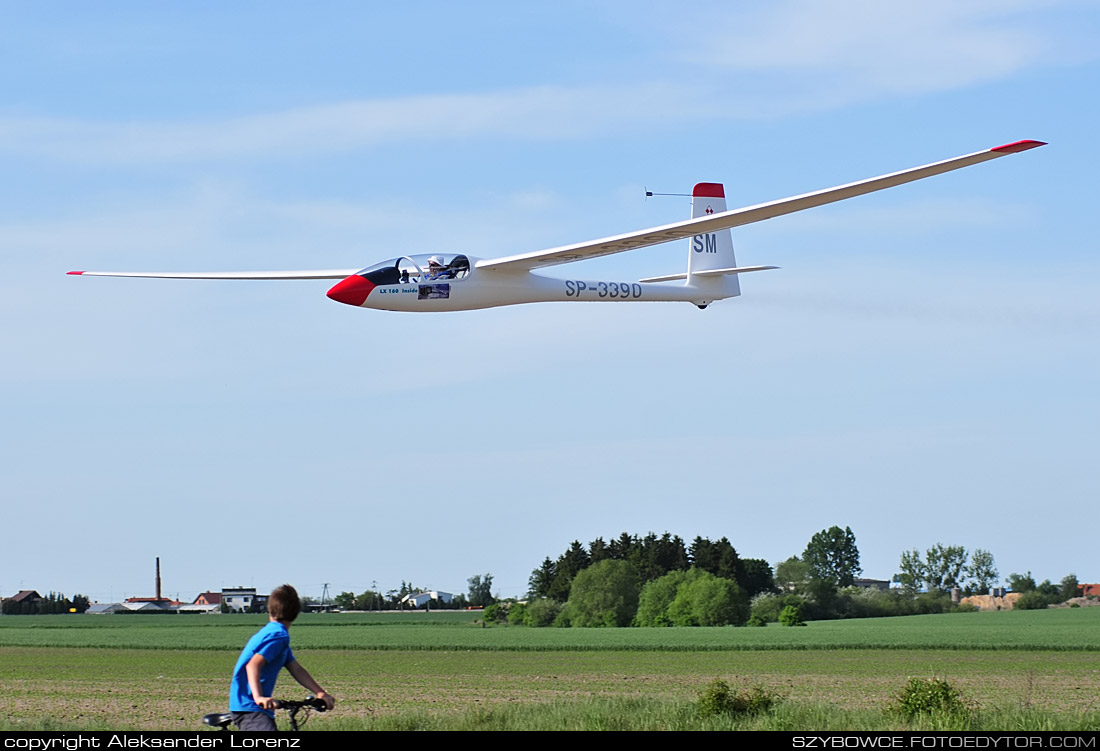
[676,0,1088,112]
[0,83,710,165]
[1,2,1088,166]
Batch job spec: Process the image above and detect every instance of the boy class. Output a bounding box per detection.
[229,584,336,731]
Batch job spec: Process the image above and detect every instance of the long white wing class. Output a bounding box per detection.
[67,269,358,280]
[476,140,1045,273]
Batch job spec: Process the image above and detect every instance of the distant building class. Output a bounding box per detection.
[125,596,177,607]
[2,590,44,615]
[10,590,42,605]
[124,600,173,612]
[1081,583,1100,597]
[177,602,219,614]
[852,579,891,591]
[222,587,264,612]
[85,603,128,614]
[193,592,222,606]
[400,591,454,608]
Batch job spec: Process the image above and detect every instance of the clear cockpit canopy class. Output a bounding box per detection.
[356,254,471,285]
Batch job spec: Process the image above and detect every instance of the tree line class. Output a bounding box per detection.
[1,593,90,615]
[528,532,776,604]
[486,527,1087,628]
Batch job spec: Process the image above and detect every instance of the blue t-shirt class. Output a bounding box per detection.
[229,621,296,715]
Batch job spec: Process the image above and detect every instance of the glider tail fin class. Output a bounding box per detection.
[687,183,739,297]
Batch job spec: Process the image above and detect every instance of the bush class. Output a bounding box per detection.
[893,677,971,719]
[522,598,562,627]
[779,604,805,627]
[507,602,528,626]
[482,602,508,624]
[749,592,806,624]
[1014,591,1052,610]
[697,679,777,718]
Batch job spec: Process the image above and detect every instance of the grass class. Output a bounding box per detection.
[1,608,1099,730]
[2,607,1099,651]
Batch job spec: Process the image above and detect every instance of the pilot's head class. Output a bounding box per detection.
[427,255,445,270]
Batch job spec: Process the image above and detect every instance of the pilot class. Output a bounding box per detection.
[425,256,450,280]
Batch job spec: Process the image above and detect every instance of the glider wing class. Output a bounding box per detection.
[476,140,1045,273]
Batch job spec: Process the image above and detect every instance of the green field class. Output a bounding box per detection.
[1,608,1098,730]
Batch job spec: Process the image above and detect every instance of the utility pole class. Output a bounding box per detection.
[320,583,330,611]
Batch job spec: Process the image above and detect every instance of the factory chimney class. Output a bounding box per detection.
[156,557,162,601]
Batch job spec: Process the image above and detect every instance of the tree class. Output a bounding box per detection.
[588,537,609,564]
[713,537,745,584]
[635,569,693,627]
[1007,571,1036,593]
[562,559,640,627]
[667,571,748,627]
[964,549,998,595]
[467,573,495,607]
[689,537,717,573]
[353,590,383,611]
[740,559,777,599]
[609,532,637,562]
[775,556,810,593]
[334,591,356,610]
[802,526,862,588]
[894,549,926,593]
[528,557,557,599]
[923,544,967,591]
[547,541,590,602]
[1060,574,1080,601]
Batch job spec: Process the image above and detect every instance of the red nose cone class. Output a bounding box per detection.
[327,275,375,307]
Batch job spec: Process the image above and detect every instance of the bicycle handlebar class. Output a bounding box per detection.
[273,696,328,713]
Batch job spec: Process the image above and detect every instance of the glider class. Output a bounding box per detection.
[69,140,1045,312]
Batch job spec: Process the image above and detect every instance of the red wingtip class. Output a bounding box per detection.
[67,270,85,275]
[692,182,725,198]
[991,140,1047,153]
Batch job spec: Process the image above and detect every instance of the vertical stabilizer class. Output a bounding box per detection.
[688,183,739,297]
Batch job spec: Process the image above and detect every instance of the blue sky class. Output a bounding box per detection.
[2,1,1098,602]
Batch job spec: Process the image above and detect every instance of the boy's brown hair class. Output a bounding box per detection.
[267,584,301,622]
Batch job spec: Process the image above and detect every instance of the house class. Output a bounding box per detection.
[10,590,42,605]
[1081,583,1100,597]
[193,592,222,606]
[2,590,45,615]
[222,587,264,612]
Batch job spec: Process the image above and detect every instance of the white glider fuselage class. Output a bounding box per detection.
[344,261,734,312]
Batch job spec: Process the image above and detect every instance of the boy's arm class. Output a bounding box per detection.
[245,654,278,710]
[286,660,336,710]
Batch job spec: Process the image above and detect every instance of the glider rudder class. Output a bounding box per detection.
[688,182,739,298]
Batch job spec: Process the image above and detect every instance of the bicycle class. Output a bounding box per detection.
[203,696,329,732]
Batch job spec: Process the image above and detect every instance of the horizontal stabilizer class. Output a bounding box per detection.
[639,265,779,284]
